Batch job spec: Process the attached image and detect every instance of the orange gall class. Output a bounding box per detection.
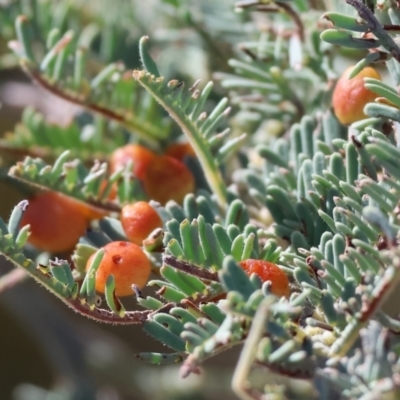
[121,201,162,245]
[239,259,290,298]
[110,144,157,180]
[86,241,151,297]
[332,65,381,125]
[20,192,88,253]
[165,142,196,162]
[143,155,195,205]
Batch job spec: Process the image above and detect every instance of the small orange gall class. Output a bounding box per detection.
[143,155,195,205]
[121,201,162,245]
[20,191,88,253]
[239,259,290,298]
[86,241,151,297]
[110,144,157,180]
[165,142,196,162]
[332,65,381,125]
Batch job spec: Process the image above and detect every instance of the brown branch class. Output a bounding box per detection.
[266,3,305,42]
[235,1,305,42]
[8,166,122,214]
[147,302,176,318]
[64,298,176,325]
[23,65,127,121]
[65,298,151,324]
[20,61,159,147]
[163,255,220,282]
[383,24,400,31]
[0,250,177,325]
[0,141,109,165]
[346,0,400,64]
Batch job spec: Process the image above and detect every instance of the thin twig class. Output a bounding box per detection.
[163,255,220,282]
[346,0,400,64]
[20,62,160,147]
[264,3,305,42]
[65,298,152,324]
[147,302,176,318]
[235,1,305,42]
[65,299,176,325]
[383,24,400,32]
[0,249,177,325]
[8,166,122,213]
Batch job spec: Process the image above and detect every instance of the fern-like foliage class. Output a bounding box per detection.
[0,107,128,163]
[133,37,239,208]
[9,15,171,148]
[215,0,336,135]
[8,150,126,211]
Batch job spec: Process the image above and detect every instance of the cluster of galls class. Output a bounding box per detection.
[18,141,195,295]
[20,190,163,296]
[110,142,195,204]
[84,201,163,297]
[19,134,293,298]
[20,142,195,251]
[20,191,290,297]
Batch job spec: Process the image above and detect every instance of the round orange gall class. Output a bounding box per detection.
[86,241,151,297]
[110,144,157,180]
[20,192,88,253]
[121,201,162,245]
[165,142,196,162]
[143,155,195,205]
[332,65,381,125]
[239,259,290,298]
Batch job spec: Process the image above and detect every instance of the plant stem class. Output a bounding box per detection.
[163,255,220,282]
[20,61,161,148]
[133,70,229,210]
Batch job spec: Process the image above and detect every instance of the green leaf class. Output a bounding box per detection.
[364,103,400,122]
[80,249,104,305]
[139,36,161,78]
[219,256,257,300]
[105,275,126,317]
[322,12,368,32]
[144,320,186,352]
[320,29,379,49]
[133,69,229,208]
[161,265,207,297]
